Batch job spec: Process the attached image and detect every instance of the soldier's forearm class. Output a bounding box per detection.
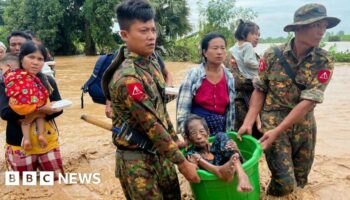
[148,122,186,164]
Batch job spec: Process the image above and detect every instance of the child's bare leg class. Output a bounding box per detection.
[21,123,32,150]
[232,154,252,192]
[36,118,47,148]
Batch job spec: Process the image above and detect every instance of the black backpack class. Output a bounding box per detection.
[81,53,117,108]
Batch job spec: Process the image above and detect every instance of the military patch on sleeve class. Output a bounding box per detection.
[258,59,267,72]
[127,83,145,101]
[317,69,331,83]
[230,58,236,65]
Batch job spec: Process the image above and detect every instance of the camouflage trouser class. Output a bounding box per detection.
[234,98,262,139]
[234,98,248,131]
[261,110,317,196]
[115,150,181,200]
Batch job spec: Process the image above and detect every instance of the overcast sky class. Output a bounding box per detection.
[187,0,349,38]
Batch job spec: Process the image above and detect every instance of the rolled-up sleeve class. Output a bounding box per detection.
[300,60,334,103]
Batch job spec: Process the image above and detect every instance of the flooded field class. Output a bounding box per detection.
[0,56,350,200]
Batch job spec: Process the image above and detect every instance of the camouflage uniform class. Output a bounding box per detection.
[232,58,262,139]
[102,47,184,200]
[254,38,334,196]
[232,66,251,131]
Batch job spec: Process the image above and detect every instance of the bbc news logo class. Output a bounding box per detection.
[5,171,101,186]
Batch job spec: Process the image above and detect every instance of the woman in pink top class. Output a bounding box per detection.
[177,33,236,136]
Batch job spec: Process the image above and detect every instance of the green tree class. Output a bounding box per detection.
[0,0,8,26]
[3,0,119,55]
[2,0,190,55]
[54,0,83,54]
[82,0,120,54]
[198,0,257,46]
[0,0,9,43]
[56,0,119,55]
[328,35,341,41]
[3,0,66,54]
[151,0,192,47]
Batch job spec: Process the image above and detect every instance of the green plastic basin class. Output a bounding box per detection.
[185,131,263,200]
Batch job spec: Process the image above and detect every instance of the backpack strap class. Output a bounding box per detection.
[82,55,109,92]
[273,46,306,91]
[81,53,117,108]
[102,46,127,101]
[154,52,165,72]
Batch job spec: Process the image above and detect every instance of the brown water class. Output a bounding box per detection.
[0,56,350,200]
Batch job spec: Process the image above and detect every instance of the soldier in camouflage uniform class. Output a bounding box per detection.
[101,1,199,199]
[231,58,262,139]
[237,3,340,196]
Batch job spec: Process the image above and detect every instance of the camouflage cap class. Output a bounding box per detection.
[284,3,340,32]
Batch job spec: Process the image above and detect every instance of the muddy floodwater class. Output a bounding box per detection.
[1,56,350,200]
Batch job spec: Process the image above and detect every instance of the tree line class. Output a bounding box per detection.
[260,31,350,44]
[0,0,255,59]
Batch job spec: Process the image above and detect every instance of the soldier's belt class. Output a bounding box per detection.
[116,149,155,161]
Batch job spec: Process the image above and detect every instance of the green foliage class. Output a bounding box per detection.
[82,0,120,54]
[3,0,64,53]
[146,0,193,63]
[327,43,337,56]
[198,0,257,47]
[164,0,257,63]
[260,36,288,43]
[1,0,192,56]
[260,33,294,44]
[2,0,119,55]
[326,44,350,62]
[324,31,350,42]
[334,52,350,62]
[340,35,350,41]
[55,0,120,55]
[328,35,341,42]
[151,0,192,46]
[165,33,201,62]
[0,1,8,26]
[0,26,9,43]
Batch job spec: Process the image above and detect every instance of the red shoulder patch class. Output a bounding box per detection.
[230,58,236,65]
[317,69,331,83]
[259,59,267,72]
[127,83,145,101]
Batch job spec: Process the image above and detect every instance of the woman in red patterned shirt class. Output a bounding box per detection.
[177,33,236,136]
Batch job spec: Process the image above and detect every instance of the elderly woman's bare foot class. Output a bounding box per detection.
[237,172,252,192]
[229,153,253,192]
[217,156,236,182]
